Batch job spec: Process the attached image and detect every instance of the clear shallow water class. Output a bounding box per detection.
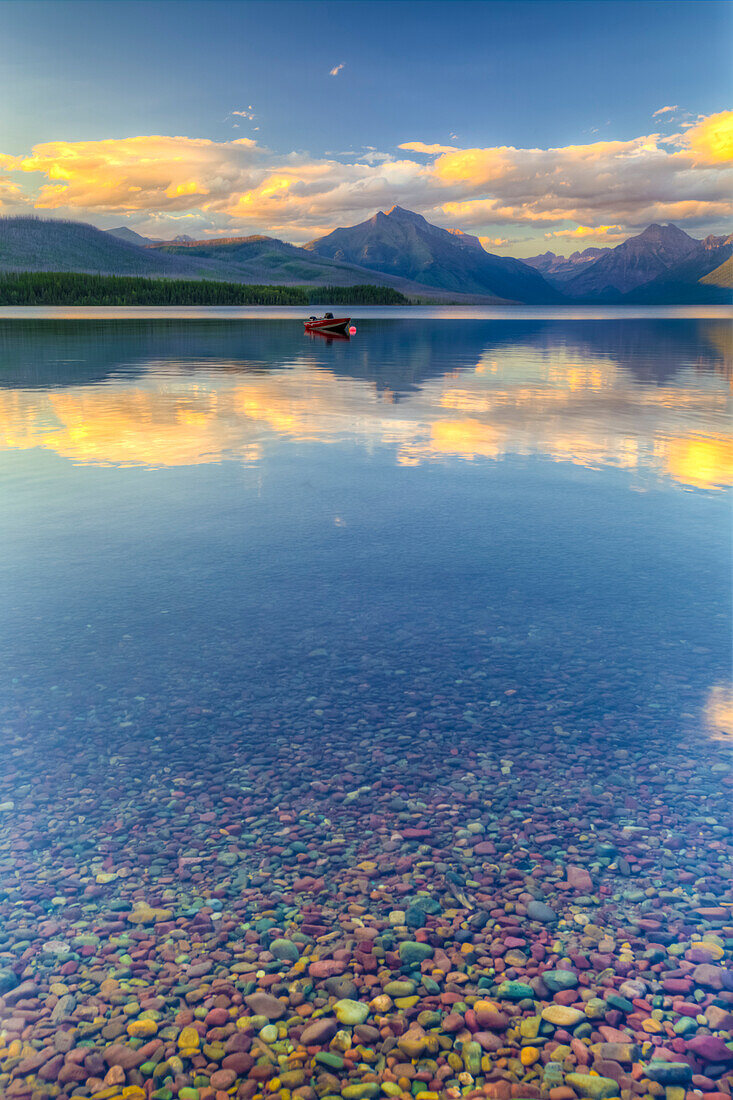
[0,316,731,1100]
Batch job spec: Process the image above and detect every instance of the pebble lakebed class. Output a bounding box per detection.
[0,690,730,1100]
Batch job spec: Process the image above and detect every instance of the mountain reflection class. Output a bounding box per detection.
[0,318,730,488]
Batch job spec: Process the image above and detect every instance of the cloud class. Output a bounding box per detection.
[0,176,26,208]
[329,63,344,76]
[231,107,255,121]
[550,224,625,240]
[1,110,731,245]
[0,135,264,214]
[399,142,457,155]
[653,105,679,117]
[427,123,733,234]
[682,109,733,165]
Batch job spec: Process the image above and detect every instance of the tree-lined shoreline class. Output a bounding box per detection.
[0,272,408,307]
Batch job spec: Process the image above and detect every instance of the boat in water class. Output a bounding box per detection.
[304,313,351,334]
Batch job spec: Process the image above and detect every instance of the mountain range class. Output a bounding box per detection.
[304,205,560,303]
[525,224,733,301]
[1,210,731,304]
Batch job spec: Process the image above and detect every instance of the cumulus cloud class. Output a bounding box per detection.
[681,110,733,165]
[429,120,733,234]
[329,63,344,76]
[653,105,679,117]
[0,176,26,208]
[1,111,731,245]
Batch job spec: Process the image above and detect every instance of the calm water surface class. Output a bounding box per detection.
[2,314,730,731]
[0,314,731,1097]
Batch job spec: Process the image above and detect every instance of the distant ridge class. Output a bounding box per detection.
[562,224,721,298]
[524,246,610,283]
[107,226,160,247]
[143,231,478,293]
[0,217,207,277]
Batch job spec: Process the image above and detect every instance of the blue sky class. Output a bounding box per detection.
[1,0,731,253]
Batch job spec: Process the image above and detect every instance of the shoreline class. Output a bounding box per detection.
[1,304,731,321]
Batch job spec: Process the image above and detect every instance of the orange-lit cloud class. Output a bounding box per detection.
[1,135,263,213]
[682,110,733,166]
[1,111,731,245]
[550,225,625,240]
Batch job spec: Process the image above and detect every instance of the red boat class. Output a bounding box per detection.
[304,312,351,334]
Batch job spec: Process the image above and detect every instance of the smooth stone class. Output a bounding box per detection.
[315,1051,344,1069]
[520,1016,541,1040]
[384,980,417,997]
[463,1039,483,1075]
[324,976,358,1000]
[686,1035,733,1062]
[178,1026,200,1049]
[269,938,300,962]
[565,1073,620,1098]
[398,941,433,965]
[209,1068,237,1090]
[397,1030,428,1058]
[0,969,19,995]
[643,1063,693,1086]
[590,1043,638,1064]
[692,964,729,990]
[475,1031,503,1052]
[527,901,557,923]
[541,1006,585,1027]
[341,1085,380,1099]
[497,980,534,1001]
[542,969,579,992]
[244,992,286,1019]
[300,1017,338,1045]
[334,998,369,1025]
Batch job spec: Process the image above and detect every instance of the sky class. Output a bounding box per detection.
[0,0,731,255]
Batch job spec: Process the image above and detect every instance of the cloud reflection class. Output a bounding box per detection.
[704,684,733,741]
[0,340,730,490]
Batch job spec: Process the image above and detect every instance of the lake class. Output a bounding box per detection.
[0,310,731,1100]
